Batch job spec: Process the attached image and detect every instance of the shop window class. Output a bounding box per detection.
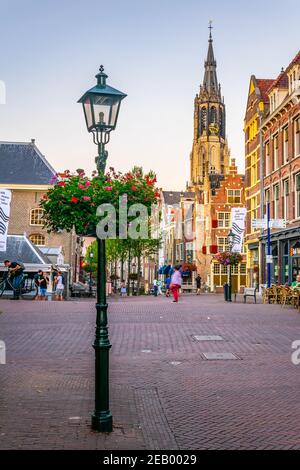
[240,263,246,274]
[213,263,220,274]
[232,265,239,275]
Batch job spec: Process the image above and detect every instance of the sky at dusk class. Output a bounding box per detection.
[0,0,299,190]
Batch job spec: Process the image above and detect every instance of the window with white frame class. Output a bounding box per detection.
[186,242,194,262]
[217,212,230,228]
[283,127,288,163]
[283,179,289,222]
[29,234,45,246]
[30,208,45,226]
[295,118,300,157]
[273,135,279,170]
[295,173,300,219]
[265,142,270,174]
[251,196,257,222]
[217,237,229,253]
[227,189,241,203]
[273,184,279,219]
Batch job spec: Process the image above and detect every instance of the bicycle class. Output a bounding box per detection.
[0,273,37,300]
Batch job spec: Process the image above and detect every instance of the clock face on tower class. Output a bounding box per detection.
[209,123,219,135]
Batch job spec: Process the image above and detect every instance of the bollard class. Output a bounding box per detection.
[0,340,6,364]
[224,283,229,301]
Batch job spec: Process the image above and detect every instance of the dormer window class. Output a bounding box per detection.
[288,65,300,94]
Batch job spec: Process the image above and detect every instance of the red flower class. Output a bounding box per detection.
[131,185,137,191]
[71,197,79,204]
[58,181,66,187]
[105,186,113,191]
[42,194,48,200]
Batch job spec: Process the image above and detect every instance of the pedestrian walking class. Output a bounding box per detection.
[38,272,49,300]
[165,276,171,297]
[170,265,182,303]
[55,271,64,301]
[120,281,127,297]
[33,270,43,300]
[157,279,163,295]
[195,274,202,295]
[153,279,158,297]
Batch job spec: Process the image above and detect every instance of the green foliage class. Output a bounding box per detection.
[41,168,160,235]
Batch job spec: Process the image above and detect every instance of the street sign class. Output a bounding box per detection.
[270,219,286,229]
[251,218,286,229]
[266,255,273,264]
[251,219,266,229]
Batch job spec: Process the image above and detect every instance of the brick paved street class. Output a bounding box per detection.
[0,293,300,450]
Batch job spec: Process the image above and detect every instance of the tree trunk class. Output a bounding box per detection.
[121,257,124,283]
[137,255,141,296]
[127,249,131,296]
[114,259,117,292]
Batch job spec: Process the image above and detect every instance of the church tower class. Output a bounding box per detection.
[189,25,230,189]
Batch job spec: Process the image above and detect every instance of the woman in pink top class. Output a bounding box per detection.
[170,266,182,303]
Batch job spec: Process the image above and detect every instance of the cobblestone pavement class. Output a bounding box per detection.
[0,293,300,450]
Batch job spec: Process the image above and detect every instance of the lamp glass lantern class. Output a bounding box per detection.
[78,66,127,135]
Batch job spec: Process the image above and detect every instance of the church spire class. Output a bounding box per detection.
[202,21,220,98]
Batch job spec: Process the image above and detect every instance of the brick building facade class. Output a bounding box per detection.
[186,30,246,291]
[244,51,300,286]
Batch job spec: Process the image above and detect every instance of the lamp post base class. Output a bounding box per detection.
[92,411,113,433]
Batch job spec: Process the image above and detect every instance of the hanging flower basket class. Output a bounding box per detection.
[41,167,160,236]
[213,251,243,266]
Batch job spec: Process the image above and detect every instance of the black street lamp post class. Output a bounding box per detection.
[89,252,94,297]
[227,229,235,303]
[78,66,126,432]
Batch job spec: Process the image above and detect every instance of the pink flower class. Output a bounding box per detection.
[85,181,91,187]
[78,184,85,189]
[83,196,91,201]
[105,186,113,191]
[49,175,58,184]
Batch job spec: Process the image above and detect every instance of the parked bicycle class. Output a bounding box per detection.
[0,272,37,300]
